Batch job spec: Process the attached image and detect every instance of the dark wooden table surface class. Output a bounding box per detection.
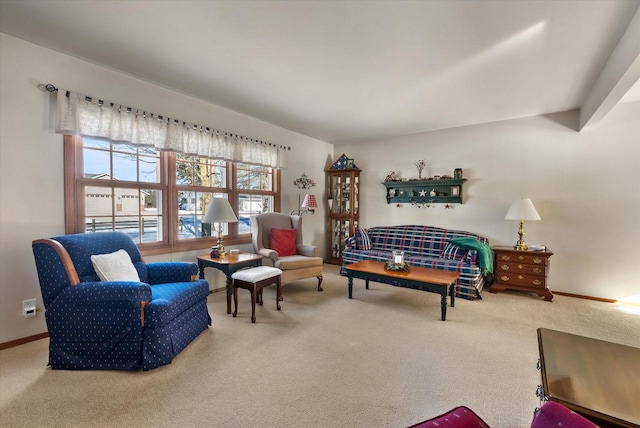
[197,253,263,314]
[537,328,640,427]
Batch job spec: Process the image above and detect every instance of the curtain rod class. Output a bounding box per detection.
[40,83,291,151]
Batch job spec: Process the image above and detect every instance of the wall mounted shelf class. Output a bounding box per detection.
[382,178,467,205]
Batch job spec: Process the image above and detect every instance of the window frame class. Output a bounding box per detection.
[64,135,281,256]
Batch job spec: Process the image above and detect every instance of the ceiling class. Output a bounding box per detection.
[1,0,639,143]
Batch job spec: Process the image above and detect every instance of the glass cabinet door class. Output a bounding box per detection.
[330,219,348,259]
[326,168,360,264]
[330,173,360,215]
[330,218,359,260]
[353,175,359,215]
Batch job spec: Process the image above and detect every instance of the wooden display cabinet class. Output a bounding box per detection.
[326,165,360,265]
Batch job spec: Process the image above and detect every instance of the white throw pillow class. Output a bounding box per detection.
[91,249,141,282]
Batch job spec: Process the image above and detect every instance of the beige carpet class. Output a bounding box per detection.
[2,264,639,428]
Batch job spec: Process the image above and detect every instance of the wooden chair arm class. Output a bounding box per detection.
[141,301,148,326]
[32,238,80,286]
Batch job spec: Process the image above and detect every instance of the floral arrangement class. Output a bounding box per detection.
[414,159,426,179]
[384,260,410,272]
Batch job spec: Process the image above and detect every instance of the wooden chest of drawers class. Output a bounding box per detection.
[490,246,553,301]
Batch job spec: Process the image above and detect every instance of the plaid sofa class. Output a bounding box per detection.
[341,225,490,300]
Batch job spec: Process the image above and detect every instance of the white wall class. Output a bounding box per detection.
[0,33,332,344]
[336,106,640,301]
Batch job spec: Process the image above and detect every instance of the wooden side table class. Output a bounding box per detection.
[537,328,640,427]
[197,252,263,314]
[490,246,553,301]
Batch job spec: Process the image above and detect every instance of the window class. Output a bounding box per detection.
[175,154,226,241]
[64,135,280,254]
[235,163,275,235]
[78,138,163,244]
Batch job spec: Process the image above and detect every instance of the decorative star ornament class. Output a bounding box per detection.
[419,189,427,197]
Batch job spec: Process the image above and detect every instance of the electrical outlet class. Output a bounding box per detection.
[23,298,37,318]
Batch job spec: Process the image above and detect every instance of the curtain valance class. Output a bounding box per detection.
[54,89,287,169]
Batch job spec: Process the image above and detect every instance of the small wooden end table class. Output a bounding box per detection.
[537,328,640,427]
[491,246,553,301]
[197,252,263,314]
[345,260,459,321]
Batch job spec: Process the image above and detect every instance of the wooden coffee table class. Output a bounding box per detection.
[345,260,459,321]
[537,328,640,427]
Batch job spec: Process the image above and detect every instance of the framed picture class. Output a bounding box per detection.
[346,158,354,169]
[451,186,460,196]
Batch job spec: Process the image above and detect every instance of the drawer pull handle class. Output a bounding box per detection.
[518,264,524,269]
[501,275,510,281]
[500,255,510,261]
[501,264,509,270]
[533,280,542,286]
[518,255,525,260]
[533,268,542,274]
[518,275,524,280]
[533,258,542,264]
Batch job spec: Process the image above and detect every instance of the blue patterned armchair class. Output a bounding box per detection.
[32,232,211,371]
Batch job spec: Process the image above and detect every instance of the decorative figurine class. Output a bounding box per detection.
[384,171,400,182]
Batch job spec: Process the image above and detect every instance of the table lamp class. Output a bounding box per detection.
[203,197,238,257]
[504,198,541,251]
[292,193,318,216]
[301,194,318,214]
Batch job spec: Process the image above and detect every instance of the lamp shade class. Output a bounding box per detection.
[203,197,238,224]
[301,194,318,209]
[504,198,541,221]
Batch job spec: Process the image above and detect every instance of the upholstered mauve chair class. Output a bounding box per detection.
[407,402,599,428]
[251,213,323,295]
[32,231,211,371]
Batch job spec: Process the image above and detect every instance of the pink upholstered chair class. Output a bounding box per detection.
[531,402,599,428]
[407,402,599,428]
[251,213,323,296]
[407,406,489,428]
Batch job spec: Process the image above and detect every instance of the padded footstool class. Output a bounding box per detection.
[232,266,283,323]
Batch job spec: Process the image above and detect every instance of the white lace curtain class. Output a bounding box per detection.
[55,90,287,169]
